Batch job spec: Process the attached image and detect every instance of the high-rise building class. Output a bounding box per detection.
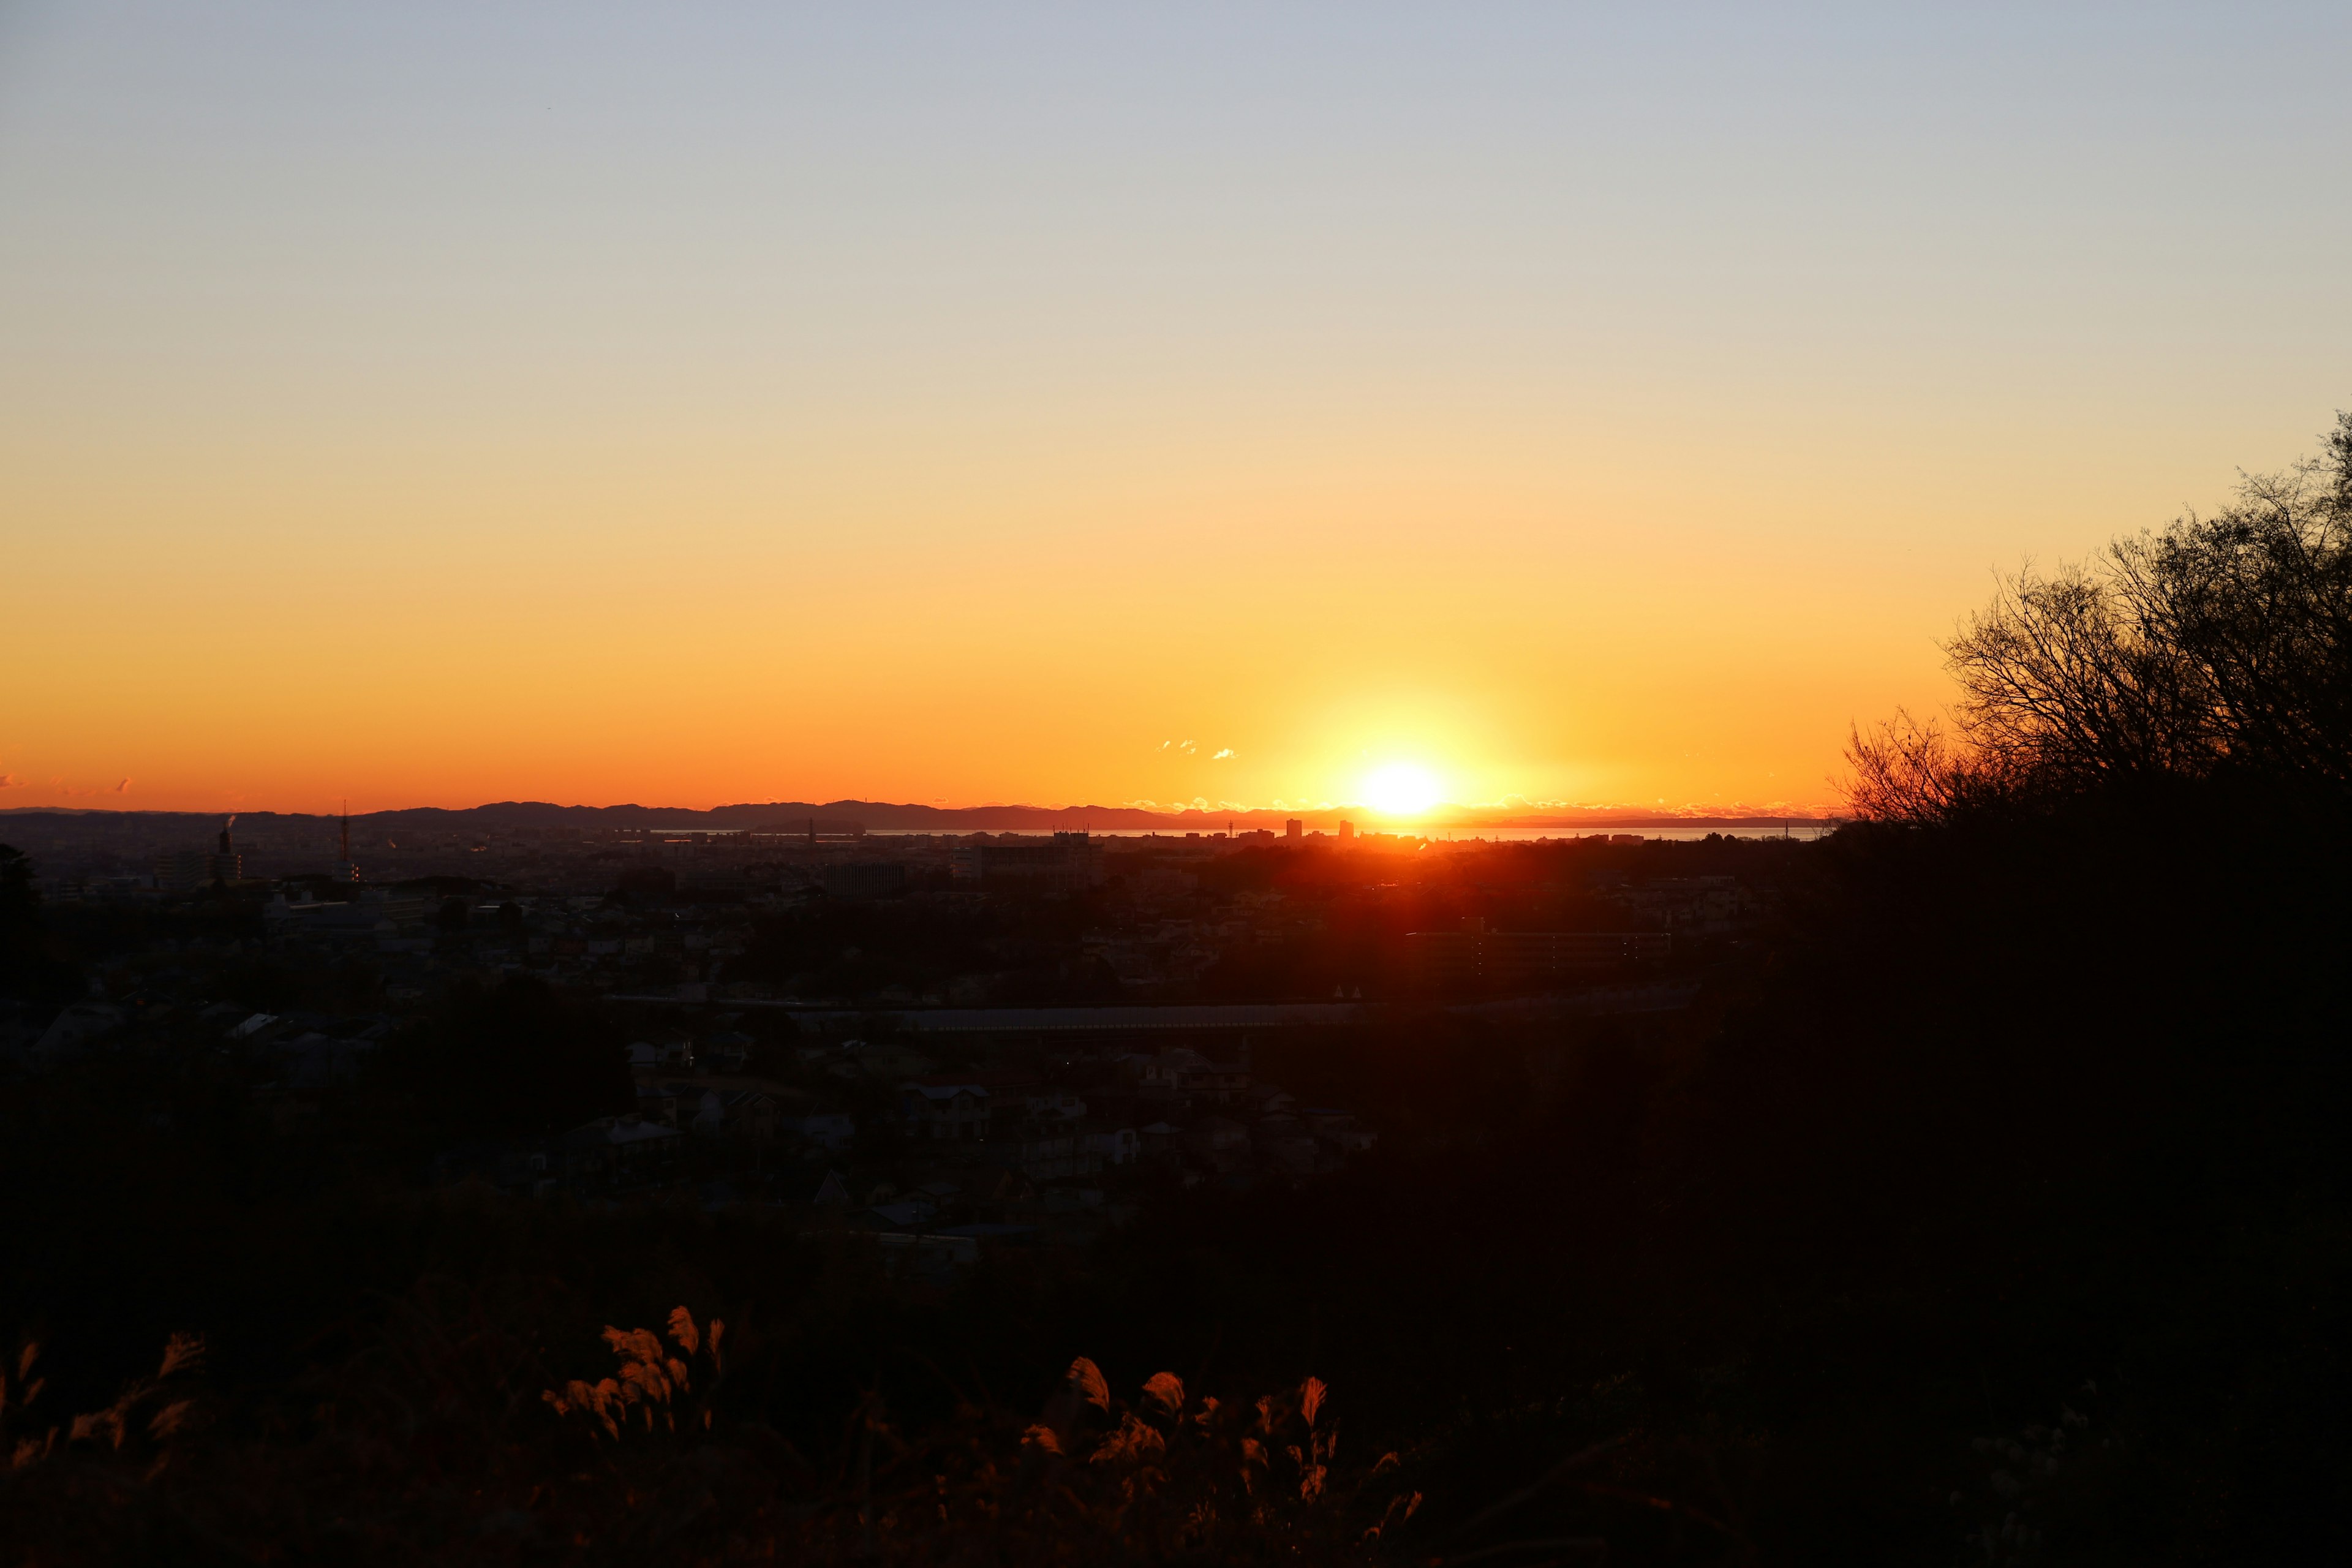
[153,850,208,891]
[156,818,241,889]
[1284,819,1303,841]
[1338,820,1355,842]
[333,804,360,883]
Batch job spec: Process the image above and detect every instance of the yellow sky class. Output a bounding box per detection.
[3,5,2347,816]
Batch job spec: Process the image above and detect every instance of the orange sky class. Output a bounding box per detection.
[3,6,2347,817]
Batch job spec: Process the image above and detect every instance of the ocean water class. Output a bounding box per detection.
[865,822,1838,843]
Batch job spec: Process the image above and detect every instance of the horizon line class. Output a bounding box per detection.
[0,794,1845,823]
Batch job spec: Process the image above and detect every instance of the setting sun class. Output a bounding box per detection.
[1362,762,1442,816]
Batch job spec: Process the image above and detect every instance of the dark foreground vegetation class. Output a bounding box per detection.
[4,416,2351,1564]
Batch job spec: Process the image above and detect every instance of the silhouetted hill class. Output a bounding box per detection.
[0,801,1830,834]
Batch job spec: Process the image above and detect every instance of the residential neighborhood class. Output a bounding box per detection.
[0,808,1786,1279]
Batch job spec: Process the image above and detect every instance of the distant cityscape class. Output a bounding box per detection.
[3,799,1789,1270]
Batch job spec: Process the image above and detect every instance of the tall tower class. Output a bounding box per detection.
[334,801,360,883]
[208,815,241,883]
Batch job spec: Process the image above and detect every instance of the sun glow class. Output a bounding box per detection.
[1362,762,1442,816]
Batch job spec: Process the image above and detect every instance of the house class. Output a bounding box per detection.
[1243,1082,1297,1118]
[848,1039,937,1079]
[901,1079,990,1140]
[875,1231,981,1280]
[984,1169,1036,1207]
[1253,1120,1322,1175]
[982,1131,1095,1182]
[865,1183,959,1228]
[636,1080,682,1126]
[1135,1048,1208,1097]
[1079,1125,1142,1166]
[1025,1088,1089,1121]
[32,1002,127,1063]
[779,1112,856,1152]
[1133,1048,1250,1106]
[560,1114,684,1188]
[1183,1116,1253,1173]
[680,1087,780,1140]
[960,1065,1047,1118]
[701,1030,755,1072]
[1178,1059,1252,1104]
[278,1030,370,1090]
[1302,1107,1377,1153]
[630,1036,695,1069]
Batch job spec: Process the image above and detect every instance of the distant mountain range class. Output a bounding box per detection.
[1,798,1834,832]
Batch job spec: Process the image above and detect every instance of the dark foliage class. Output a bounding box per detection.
[369,974,636,1144]
[0,843,81,1002]
[1853,410,2352,820]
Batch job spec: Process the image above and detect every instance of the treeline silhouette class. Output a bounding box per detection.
[4,417,2351,1562]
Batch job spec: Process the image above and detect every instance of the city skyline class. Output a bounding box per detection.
[0,794,1841,828]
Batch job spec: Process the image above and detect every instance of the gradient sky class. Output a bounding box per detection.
[3,2,2348,816]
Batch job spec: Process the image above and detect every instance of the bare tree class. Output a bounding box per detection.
[1849,410,2352,818]
[1946,557,2206,783]
[2108,441,2352,787]
[1843,710,1993,825]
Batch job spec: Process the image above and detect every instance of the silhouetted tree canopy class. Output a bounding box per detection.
[0,843,39,991]
[1851,410,2352,821]
[370,973,633,1142]
[0,842,80,1001]
[0,843,36,937]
